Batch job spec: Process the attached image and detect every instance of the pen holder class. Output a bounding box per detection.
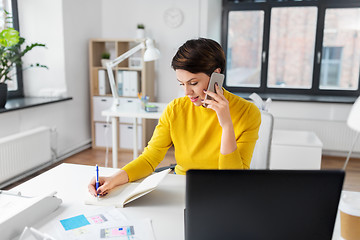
[141,96,149,110]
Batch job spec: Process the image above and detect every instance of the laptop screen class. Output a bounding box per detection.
[185,169,344,240]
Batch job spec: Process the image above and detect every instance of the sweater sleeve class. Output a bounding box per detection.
[121,102,174,181]
[219,103,261,170]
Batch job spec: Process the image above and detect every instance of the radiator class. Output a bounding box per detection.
[0,126,52,185]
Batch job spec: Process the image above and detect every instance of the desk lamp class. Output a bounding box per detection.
[106,39,160,110]
[343,96,360,170]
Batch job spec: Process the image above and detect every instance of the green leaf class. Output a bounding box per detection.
[0,28,20,47]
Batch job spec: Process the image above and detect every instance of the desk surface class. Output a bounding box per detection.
[11,163,185,240]
[102,102,168,119]
[10,163,350,240]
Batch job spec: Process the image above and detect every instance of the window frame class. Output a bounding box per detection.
[221,0,360,98]
[4,0,24,98]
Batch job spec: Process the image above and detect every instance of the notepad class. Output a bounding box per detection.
[84,169,171,208]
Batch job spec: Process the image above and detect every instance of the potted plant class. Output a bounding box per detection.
[0,10,47,108]
[136,23,145,39]
[101,51,111,67]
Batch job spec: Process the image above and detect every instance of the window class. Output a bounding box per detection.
[0,0,23,98]
[320,8,360,91]
[267,7,317,89]
[222,0,360,98]
[227,10,264,88]
[320,47,342,89]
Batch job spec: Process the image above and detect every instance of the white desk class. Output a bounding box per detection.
[102,102,168,168]
[8,163,351,240]
[11,163,185,240]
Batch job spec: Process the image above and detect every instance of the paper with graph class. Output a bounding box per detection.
[52,207,155,240]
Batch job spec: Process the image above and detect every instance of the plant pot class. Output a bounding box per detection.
[101,59,111,68]
[0,82,8,108]
[136,29,145,39]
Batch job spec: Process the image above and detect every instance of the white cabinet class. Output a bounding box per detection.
[119,124,142,150]
[118,98,142,124]
[95,123,142,150]
[270,130,323,170]
[93,96,113,122]
[95,123,112,147]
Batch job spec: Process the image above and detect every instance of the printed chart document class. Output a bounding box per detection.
[85,169,171,208]
[25,207,155,240]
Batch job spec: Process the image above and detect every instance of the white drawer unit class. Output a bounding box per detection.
[119,98,142,124]
[95,122,112,147]
[93,96,113,122]
[119,124,143,150]
[270,130,323,170]
[93,96,142,124]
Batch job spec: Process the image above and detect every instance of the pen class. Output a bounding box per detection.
[96,164,99,200]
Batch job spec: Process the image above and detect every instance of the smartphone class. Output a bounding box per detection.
[203,72,224,107]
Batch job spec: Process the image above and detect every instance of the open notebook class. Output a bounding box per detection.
[85,169,171,208]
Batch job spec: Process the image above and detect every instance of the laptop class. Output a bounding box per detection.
[185,169,344,240]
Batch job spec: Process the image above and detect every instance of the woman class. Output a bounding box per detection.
[89,38,261,196]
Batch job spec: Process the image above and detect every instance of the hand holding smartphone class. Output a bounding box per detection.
[203,72,224,107]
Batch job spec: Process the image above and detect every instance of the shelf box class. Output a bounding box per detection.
[119,124,143,150]
[93,96,113,122]
[119,98,142,124]
[95,122,112,147]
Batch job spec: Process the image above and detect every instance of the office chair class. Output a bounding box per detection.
[250,110,274,169]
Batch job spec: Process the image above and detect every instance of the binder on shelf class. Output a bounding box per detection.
[129,71,140,97]
[123,71,131,96]
[117,70,124,96]
[123,71,139,97]
[123,71,140,97]
[98,70,110,95]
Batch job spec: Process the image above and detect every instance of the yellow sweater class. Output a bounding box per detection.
[122,90,261,181]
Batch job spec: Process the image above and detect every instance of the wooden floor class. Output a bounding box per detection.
[4,148,360,192]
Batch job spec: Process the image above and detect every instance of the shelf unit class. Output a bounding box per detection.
[89,38,157,150]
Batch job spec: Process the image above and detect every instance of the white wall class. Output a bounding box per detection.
[0,0,102,157]
[101,0,221,102]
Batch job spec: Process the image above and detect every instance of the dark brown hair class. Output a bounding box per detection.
[171,38,225,76]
